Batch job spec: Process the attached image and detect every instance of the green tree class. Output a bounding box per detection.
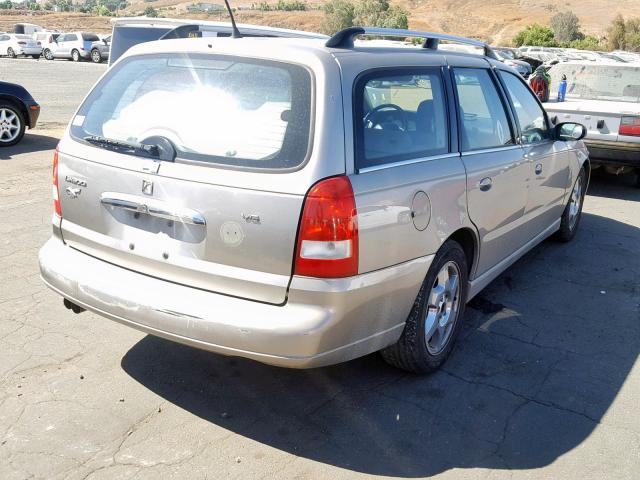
[0,0,12,8]
[354,0,408,29]
[512,24,557,47]
[606,14,626,50]
[321,0,355,34]
[550,11,582,42]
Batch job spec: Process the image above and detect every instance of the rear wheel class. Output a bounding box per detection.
[91,49,102,63]
[381,240,468,374]
[556,167,586,242]
[71,49,80,62]
[7,47,16,58]
[0,103,26,147]
[635,169,640,189]
[31,54,40,59]
[44,49,54,60]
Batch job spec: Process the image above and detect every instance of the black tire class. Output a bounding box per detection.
[635,169,640,189]
[7,47,16,58]
[31,54,40,59]
[381,240,469,374]
[71,49,80,62]
[556,167,587,242]
[44,49,54,60]
[90,49,102,63]
[0,102,26,147]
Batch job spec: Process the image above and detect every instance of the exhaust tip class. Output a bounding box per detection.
[63,298,86,314]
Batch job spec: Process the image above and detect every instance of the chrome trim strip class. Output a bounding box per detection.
[100,192,206,226]
[358,153,460,174]
[461,145,522,156]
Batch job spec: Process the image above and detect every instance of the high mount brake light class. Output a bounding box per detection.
[294,176,358,278]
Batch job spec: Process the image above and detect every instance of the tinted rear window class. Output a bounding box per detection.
[82,33,100,42]
[71,53,312,170]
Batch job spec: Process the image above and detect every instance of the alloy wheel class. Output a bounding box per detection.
[44,49,53,60]
[7,47,16,58]
[568,174,583,230]
[424,261,461,355]
[91,49,101,63]
[0,108,21,143]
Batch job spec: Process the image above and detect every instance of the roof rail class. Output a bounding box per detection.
[158,23,329,41]
[325,27,497,59]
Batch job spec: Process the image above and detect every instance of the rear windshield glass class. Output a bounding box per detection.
[81,33,100,42]
[549,64,640,103]
[71,53,313,169]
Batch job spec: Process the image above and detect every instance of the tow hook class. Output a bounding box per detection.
[63,298,86,314]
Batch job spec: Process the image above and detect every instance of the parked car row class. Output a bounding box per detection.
[0,25,110,63]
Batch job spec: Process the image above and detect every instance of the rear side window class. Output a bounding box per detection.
[454,68,514,151]
[70,53,313,170]
[355,69,449,170]
[499,71,550,144]
[82,33,100,42]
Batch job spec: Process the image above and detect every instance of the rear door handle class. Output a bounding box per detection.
[479,177,492,192]
[100,192,206,226]
[535,163,543,175]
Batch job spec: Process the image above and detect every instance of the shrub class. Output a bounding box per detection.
[322,0,408,35]
[512,24,557,47]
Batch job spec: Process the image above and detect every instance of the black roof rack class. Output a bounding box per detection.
[325,27,497,59]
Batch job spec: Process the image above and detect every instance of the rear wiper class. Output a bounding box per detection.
[84,135,160,158]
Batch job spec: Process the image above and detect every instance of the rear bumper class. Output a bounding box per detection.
[583,140,640,167]
[21,47,42,55]
[39,238,429,368]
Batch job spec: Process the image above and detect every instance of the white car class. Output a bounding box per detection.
[51,31,101,62]
[545,61,640,186]
[34,31,62,61]
[0,33,42,59]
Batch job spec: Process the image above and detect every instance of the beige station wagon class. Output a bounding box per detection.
[39,27,590,373]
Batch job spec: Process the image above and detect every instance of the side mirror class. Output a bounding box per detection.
[555,122,586,141]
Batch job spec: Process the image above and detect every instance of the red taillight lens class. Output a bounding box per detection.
[619,115,640,136]
[295,176,358,278]
[53,148,62,217]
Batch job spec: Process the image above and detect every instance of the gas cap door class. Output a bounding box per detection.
[411,191,431,231]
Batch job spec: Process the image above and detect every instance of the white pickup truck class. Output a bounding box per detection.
[545,61,640,187]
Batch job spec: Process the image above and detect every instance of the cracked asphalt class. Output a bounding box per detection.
[1,58,640,479]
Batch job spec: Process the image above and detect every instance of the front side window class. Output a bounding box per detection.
[454,68,514,151]
[499,71,550,144]
[70,53,312,170]
[356,69,449,169]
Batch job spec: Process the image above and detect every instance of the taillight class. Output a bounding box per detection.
[294,176,358,278]
[53,148,62,217]
[619,115,640,136]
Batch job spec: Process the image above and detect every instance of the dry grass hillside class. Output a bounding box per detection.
[2,0,640,45]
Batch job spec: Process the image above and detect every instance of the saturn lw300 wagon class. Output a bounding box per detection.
[39,26,590,373]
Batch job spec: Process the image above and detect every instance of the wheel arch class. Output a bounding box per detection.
[446,227,478,278]
[0,95,29,127]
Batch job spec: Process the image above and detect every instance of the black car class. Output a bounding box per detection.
[0,80,39,146]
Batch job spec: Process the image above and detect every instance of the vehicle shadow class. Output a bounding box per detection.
[121,212,639,477]
[0,131,59,160]
[587,168,640,201]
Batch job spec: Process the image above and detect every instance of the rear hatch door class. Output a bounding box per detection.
[58,51,315,305]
